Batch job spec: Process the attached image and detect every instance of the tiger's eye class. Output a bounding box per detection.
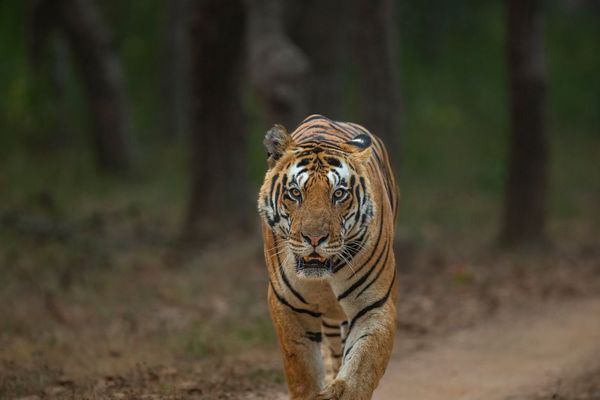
[333,188,346,201]
[290,188,302,198]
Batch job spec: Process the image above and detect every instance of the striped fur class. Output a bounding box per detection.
[258,115,399,399]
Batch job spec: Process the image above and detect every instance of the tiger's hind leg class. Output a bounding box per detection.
[321,319,344,382]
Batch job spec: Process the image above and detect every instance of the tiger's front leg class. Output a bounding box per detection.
[321,319,345,382]
[317,283,397,400]
[268,285,325,399]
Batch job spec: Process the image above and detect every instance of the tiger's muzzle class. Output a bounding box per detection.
[295,255,334,277]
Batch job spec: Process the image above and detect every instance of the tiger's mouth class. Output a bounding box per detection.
[296,253,333,274]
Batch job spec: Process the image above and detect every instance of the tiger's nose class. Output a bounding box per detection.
[301,233,328,247]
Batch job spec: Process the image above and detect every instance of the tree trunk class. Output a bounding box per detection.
[351,0,401,156]
[27,1,72,146]
[499,0,548,246]
[48,36,74,145]
[56,0,133,174]
[184,0,250,240]
[290,0,349,120]
[245,0,309,128]
[161,0,190,140]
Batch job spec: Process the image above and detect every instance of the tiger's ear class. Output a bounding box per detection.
[264,124,294,168]
[341,134,372,162]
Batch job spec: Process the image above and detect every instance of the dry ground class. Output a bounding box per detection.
[1,203,600,399]
[376,298,600,399]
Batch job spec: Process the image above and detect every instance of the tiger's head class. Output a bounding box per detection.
[258,124,375,279]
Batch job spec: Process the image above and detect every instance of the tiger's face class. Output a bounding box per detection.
[258,125,374,279]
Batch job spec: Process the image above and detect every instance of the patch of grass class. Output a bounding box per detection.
[180,316,276,359]
[248,367,286,385]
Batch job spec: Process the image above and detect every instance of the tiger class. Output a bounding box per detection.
[257,114,399,399]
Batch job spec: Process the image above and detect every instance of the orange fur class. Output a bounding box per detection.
[258,115,399,399]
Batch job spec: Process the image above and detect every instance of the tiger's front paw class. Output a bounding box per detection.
[315,379,346,400]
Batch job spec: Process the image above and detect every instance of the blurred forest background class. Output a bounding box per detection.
[1,0,599,398]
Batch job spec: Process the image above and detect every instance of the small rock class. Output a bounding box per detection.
[177,381,202,394]
[161,366,178,376]
[44,385,67,396]
[56,375,75,386]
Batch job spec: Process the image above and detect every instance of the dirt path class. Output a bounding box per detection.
[374,297,600,400]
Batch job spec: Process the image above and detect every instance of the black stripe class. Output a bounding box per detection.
[298,147,348,158]
[345,123,364,138]
[295,123,330,137]
[306,331,322,342]
[337,240,388,301]
[343,334,370,360]
[273,231,309,305]
[354,185,362,224]
[324,332,341,338]
[326,157,341,167]
[356,246,391,298]
[328,120,356,139]
[314,130,343,139]
[273,183,281,222]
[322,321,340,329]
[345,226,368,243]
[333,229,368,273]
[279,265,309,304]
[298,140,340,149]
[344,211,356,226]
[301,114,326,124]
[372,150,394,208]
[346,211,385,279]
[302,124,330,132]
[350,123,370,136]
[359,177,367,206]
[296,158,310,167]
[268,174,279,209]
[332,169,341,183]
[270,282,321,318]
[349,269,396,331]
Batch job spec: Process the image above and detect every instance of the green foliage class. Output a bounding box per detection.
[182,316,276,358]
[394,0,599,237]
[99,0,166,138]
[546,5,600,133]
[0,0,598,238]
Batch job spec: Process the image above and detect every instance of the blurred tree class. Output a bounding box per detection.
[500,0,548,246]
[290,0,349,120]
[351,0,401,156]
[161,0,190,139]
[245,0,309,128]
[184,0,251,240]
[29,0,134,173]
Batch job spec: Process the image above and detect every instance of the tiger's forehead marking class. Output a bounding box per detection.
[327,162,350,187]
[286,152,351,189]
